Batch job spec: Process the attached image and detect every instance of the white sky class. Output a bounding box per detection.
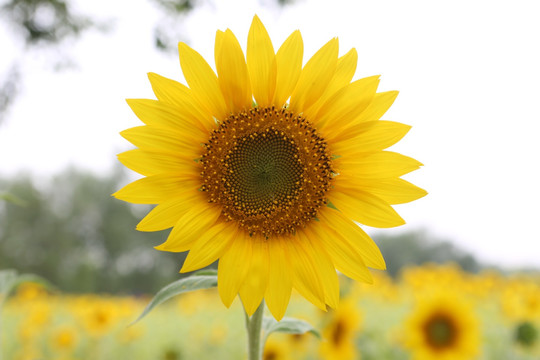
[1,0,539,268]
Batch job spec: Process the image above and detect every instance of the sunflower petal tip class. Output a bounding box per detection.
[154,244,168,252]
[219,294,235,309]
[177,42,189,53]
[272,311,286,321]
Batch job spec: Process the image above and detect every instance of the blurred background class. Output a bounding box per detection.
[1,0,540,359]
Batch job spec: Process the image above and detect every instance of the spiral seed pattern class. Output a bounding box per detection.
[201,106,333,238]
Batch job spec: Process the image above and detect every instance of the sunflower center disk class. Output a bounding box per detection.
[201,106,334,238]
[424,314,458,349]
[228,131,302,212]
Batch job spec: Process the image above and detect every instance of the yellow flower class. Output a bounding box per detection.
[263,336,291,360]
[114,15,426,320]
[319,299,361,360]
[14,283,47,301]
[501,276,540,322]
[402,291,480,360]
[79,297,119,337]
[50,324,79,352]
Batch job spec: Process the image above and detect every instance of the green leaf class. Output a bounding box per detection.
[11,274,55,292]
[0,269,54,307]
[131,274,218,325]
[191,268,218,276]
[0,269,18,295]
[262,316,320,344]
[0,192,26,206]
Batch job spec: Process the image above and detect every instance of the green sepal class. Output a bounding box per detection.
[131,273,218,325]
[326,200,338,210]
[262,315,321,344]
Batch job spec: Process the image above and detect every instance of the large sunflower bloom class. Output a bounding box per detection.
[114,15,426,320]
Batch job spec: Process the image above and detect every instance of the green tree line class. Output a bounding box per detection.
[0,167,187,294]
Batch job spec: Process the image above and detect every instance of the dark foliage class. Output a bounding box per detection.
[0,167,193,294]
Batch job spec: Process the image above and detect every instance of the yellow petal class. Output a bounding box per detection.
[272,30,303,107]
[117,149,197,177]
[181,221,237,273]
[333,48,358,91]
[218,231,253,307]
[214,30,224,72]
[315,75,380,131]
[136,191,200,231]
[155,200,221,252]
[247,15,276,107]
[331,90,399,143]
[126,99,207,140]
[318,207,385,271]
[338,151,423,180]
[306,221,374,283]
[216,29,252,113]
[356,90,399,123]
[120,126,201,158]
[285,235,326,311]
[178,42,228,119]
[331,121,411,155]
[112,173,198,204]
[239,237,270,316]
[147,72,214,132]
[297,230,339,309]
[354,177,427,205]
[329,188,405,228]
[264,237,292,320]
[303,48,357,120]
[289,38,339,113]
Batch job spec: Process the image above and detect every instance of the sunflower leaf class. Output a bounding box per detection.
[131,274,218,325]
[191,268,218,276]
[262,316,321,342]
[0,269,54,307]
[0,269,17,296]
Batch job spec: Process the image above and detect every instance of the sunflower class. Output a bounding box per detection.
[319,299,361,360]
[49,325,79,353]
[114,15,426,320]
[262,337,291,360]
[402,292,480,360]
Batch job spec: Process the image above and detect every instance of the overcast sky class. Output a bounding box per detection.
[1,0,539,268]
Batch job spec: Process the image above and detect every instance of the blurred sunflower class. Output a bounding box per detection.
[49,324,79,353]
[403,292,479,360]
[79,297,119,337]
[114,15,426,320]
[263,337,291,360]
[319,299,360,360]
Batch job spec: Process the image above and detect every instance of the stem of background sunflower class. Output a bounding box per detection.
[244,300,265,360]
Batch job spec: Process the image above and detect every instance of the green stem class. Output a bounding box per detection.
[0,299,4,360]
[244,301,265,360]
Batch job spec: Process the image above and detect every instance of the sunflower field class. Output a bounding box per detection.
[2,263,539,360]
